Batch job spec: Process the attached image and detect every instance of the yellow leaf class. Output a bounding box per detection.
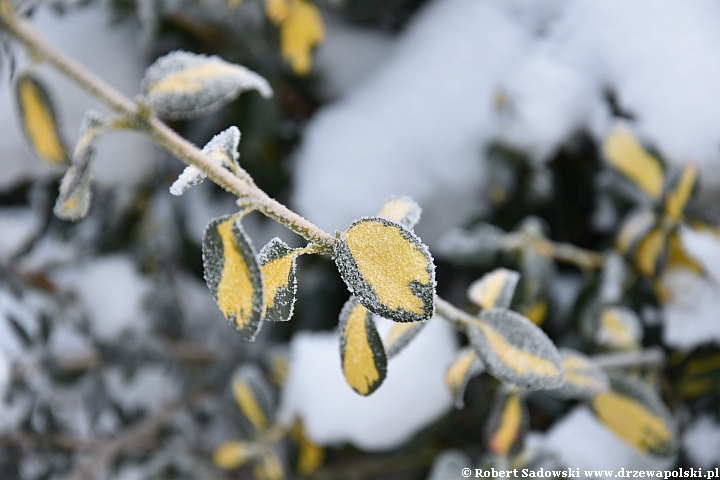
[523,300,548,326]
[377,195,422,229]
[233,380,268,432]
[549,349,609,400]
[664,163,697,222]
[15,74,68,166]
[384,321,426,358]
[596,306,642,351]
[666,230,703,274]
[592,379,675,456]
[266,0,324,75]
[231,364,275,434]
[603,127,664,200]
[254,451,285,480]
[467,268,520,311]
[445,347,484,408]
[339,297,387,395]
[260,238,303,322]
[469,308,563,390]
[487,390,525,456]
[335,217,435,323]
[293,419,325,475]
[213,441,258,470]
[203,214,264,340]
[635,227,667,278]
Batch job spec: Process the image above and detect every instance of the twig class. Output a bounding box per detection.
[591,347,666,370]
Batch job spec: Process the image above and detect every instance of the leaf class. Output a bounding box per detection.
[445,347,485,408]
[335,217,436,323]
[142,51,272,119]
[15,73,69,166]
[595,306,642,351]
[669,347,720,399]
[376,195,422,229]
[338,297,387,396]
[616,210,667,278]
[663,163,698,222]
[171,126,242,196]
[384,320,426,358]
[266,0,324,75]
[485,389,527,456]
[53,137,93,222]
[292,419,324,475]
[427,450,473,480]
[666,230,703,274]
[259,238,302,322]
[202,213,264,340]
[518,247,556,326]
[467,268,520,310]
[591,374,677,457]
[231,364,276,434]
[213,440,263,470]
[548,349,609,400]
[469,308,564,390]
[253,450,285,480]
[603,127,664,200]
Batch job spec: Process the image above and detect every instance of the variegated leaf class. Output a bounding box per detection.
[202,213,264,340]
[469,308,564,390]
[603,127,664,200]
[231,364,276,434]
[548,349,609,400]
[335,217,436,323]
[595,306,643,351]
[259,238,301,322]
[445,347,485,408]
[384,320,426,358]
[339,297,387,396]
[467,268,520,311]
[213,440,263,470]
[485,388,527,456]
[376,195,422,230]
[663,163,697,223]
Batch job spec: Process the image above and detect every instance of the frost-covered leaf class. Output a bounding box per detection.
[548,349,609,400]
[170,126,242,195]
[202,213,264,340]
[518,247,556,326]
[384,320,426,358]
[663,163,698,222]
[292,419,324,475]
[142,51,272,119]
[338,297,387,396]
[469,308,564,390]
[603,127,664,200]
[467,268,520,310]
[266,0,324,75]
[598,252,629,304]
[666,229,703,274]
[335,217,436,323]
[15,73,69,166]
[591,374,677,457]
[213,440,264,470]
[426,450,472,480]
[376,195,422,230]
[485,388,527,456]
[444,347,484,409]
[595,306,642,350]
[254,449,285,480]
[231,364,276,434]
[259,238,302,322]
[616,209,667,278]
[435,223,506,266]
[53,138,93,221]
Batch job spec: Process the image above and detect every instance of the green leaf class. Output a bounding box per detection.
[384,320,426,358]
[548,349,609,400]
[335,217,436,323]
[444,347,484,408]
[202,213,264,340]
[616,209,668,278]
[591,374,677,457]
[603,126,664,200]
[231,364,276,435]
[15,73,69,166]
[142,51,272,119]
[338,297,387,396]
[259,238,301,322]
[485,388,527,456]
[469,308,564,390]
[467,268,520,310]
[376,195,421,229]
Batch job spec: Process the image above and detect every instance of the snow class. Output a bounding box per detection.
[527,405,674,475]
[663,227,720,348]
[294,0,720,246]
[683,415,720,468]
[52,255,153,341]
[278,317,457,451]
[104,366,180,413]
[0,207,40,262]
